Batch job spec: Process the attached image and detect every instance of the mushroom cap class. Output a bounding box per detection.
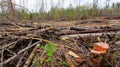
[94,42,109,49]
[90,42,109,54]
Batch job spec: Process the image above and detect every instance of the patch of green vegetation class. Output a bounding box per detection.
[45,43,56,62]
[112,52,119,58]
[35,63,42,67]
[35,63,39,67]
[46,57,52,62]
[40,45,45,49]
[61,61,67,65]
[45,43,56,57]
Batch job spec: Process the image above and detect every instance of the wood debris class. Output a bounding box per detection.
[0,19,120,67]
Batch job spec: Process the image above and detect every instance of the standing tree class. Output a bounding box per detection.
[106,0,110,8]
[77,0,81,20]
[40,0,45,22]
[8,0,15,18]
[116,2,120,15]
[93,0,98,16]
[0,0,15,19]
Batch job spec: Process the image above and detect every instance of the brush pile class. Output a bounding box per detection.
[0,20,120,67]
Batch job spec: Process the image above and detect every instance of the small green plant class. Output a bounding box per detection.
[60,61,69,67]
[46,57,52,62]
[61,61,67,65]
[112,52,118,58]
[35,63,42,67]
[40,45,45,49]
[35,63,39,67]
[45,43,56,62]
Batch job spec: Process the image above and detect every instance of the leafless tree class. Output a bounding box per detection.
[93,0,98,16]
[106,0,110,8]
[0,0,15,19]
[8,0,15,18]
[93,0,98,9]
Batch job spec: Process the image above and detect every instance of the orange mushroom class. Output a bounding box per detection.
[91,42,109,54]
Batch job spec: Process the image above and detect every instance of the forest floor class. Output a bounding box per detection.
[0,17,120,67]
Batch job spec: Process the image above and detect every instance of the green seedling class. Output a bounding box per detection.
[46,57,52,62]
[45,43,56,57]
[35,63,39,67]
[45,43,56,62]
[61,61,67,65]
[61,61,69,67]
[40,45,45,49]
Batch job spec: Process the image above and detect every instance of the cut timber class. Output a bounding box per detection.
[56,27,120,35]
[60,31,120,39]
[60,33,99,39]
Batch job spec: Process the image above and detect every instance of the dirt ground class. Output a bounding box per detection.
[32,19,120,28]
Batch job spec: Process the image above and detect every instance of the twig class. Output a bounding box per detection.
[16,40,32,67]
[100,55,114,67]
[6,49,16,55]
[0,40,18,50]
[24,44,40,67]
[1,47,4,67]
[0,41,41,66]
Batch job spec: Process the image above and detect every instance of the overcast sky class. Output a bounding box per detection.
[12,0,120,12]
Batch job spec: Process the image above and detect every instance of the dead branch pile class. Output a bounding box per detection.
[0,20,120,67]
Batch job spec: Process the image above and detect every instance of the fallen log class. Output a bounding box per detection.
[70,26,120,31]
[56,27,120,36]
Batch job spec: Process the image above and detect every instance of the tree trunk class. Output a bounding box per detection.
[8,0,15,18]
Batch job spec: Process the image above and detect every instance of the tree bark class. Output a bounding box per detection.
[8,0,15,18]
